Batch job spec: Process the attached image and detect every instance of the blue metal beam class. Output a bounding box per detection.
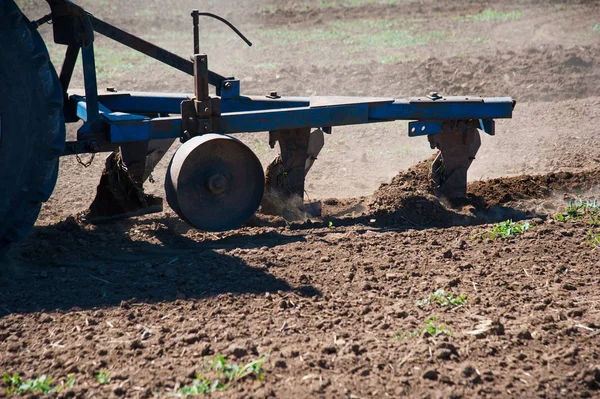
[71,92,514,144]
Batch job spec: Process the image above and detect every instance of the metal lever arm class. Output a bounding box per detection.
[191,12,253,47]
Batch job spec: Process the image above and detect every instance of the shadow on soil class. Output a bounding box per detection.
[0,215,319,315]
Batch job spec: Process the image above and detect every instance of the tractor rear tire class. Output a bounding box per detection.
[0,1,65,256]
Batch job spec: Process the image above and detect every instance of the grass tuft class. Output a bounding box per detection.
[466,9,522,21]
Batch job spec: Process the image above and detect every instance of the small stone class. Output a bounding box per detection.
[562,283,577,291]
[7,342,19,352]
[320,256,331,263]
[228,344,248,359]
[458,262,473,270]
[322,346,337,355]
[182,334,200,345]
[39,313,53,323]
[274,360,287,368]
[130,340,144,350]
[442,249,453,259]
[517,329,533,340]
[423,369,439,380]
[462,365,476,378]
[200,343,212,356]
[437,349,454,360]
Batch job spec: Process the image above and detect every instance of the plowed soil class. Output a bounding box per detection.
[2,0,600,398]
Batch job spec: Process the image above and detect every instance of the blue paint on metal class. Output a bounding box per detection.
[369,97,513,121]
[220,80,240,99]
[408,121,443,137]
[480,119,495,136]
[98,92,188,114]
[69,90,513,145]
[220,103,369,133]
[221,96,310,113]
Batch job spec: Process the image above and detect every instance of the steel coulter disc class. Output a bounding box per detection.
[166,134,264,231]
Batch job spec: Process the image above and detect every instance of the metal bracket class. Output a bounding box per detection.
[220,80,240,99]
[180,53,221,141]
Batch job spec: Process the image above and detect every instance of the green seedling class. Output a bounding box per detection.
[176,354,266,397]
[554,198,600,223]
[2,373,73,395]
[392,316,453,339]
[586,230,600,249]
[96,371,111,385]
[328,221,334,228]
[472,219,530,240]
[417,289,467,307]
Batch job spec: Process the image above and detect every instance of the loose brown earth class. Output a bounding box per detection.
[2,0,600,398]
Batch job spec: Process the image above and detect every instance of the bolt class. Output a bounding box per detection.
[204,107,209,113]
[203,123,210,131]
[106,87,116,92]
[429,91,438,98]
[270,91,278,97]
[188,117,195,123]
[224,82,232,89]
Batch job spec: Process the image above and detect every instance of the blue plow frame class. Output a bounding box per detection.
[70,91,513,145]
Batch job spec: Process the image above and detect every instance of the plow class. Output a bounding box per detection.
[0,0,514,252]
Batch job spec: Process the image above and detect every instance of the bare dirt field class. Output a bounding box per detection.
[1,0,600,398]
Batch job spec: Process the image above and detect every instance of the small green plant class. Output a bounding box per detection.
[2,373,73,395]
[466,9,522,21]
[417,289,467,307]
[176,354,266,397]
[392,316,453,339]
[554,198,600,224]
[96,371,111,385]
[586,230,600,249]
[473,219,530,240]
[327,221,334,228]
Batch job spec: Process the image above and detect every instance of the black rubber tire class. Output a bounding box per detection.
[0,0,65,255]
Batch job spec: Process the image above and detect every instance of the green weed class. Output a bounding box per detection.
[176,354,266,397]
[393,316,453,339]
[554,198,600,224]
[96,371,111,385]
[586,230,600,249]
[2,373,74,395]
[473,219,530,240]
[593,23,600,32]
[417,289,467,307]
[465,9,522,21]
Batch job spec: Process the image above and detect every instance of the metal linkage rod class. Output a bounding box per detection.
[89,15,226,87]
